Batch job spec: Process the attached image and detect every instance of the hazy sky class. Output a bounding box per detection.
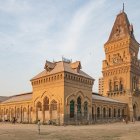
[0,0,140,96]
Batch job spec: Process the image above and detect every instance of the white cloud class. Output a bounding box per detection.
[0,0,31,14]
[57,0,106,54]
[1,0,140,95]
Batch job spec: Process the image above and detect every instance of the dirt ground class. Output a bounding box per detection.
[0,122,140,140]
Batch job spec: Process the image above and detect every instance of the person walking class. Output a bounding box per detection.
[12,117,16,124]
[125,116,128,124]
[132,117,135,124]
[37,120,41,134]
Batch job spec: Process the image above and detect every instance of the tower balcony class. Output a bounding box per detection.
[107,89,140,97]
[107,90,126,97]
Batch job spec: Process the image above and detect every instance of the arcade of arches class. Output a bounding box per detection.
[0,93,128,124]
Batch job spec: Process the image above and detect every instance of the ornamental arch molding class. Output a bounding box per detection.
[66,91,91,105]
[41,91,51,99]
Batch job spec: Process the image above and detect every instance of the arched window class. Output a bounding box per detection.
[120,80,123,91]
[114,108,116,117]
[114,81,119,91]
[17,108,20,118]
[1,110,3,116]
[44,97,49,111]
[109,80,112,91]
[103,108,106,118]
[97,107,100,119]
[11,108,14,118]
[5,109,9,116]
[51,100,57,110]
[23,107,27,113]
[2,109,3,115]
[84,101,88,117]
[70,100,74,118]
[109,108,111,118]
[77,97,81,115]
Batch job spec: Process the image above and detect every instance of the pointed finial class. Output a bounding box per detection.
[123,3,124,12]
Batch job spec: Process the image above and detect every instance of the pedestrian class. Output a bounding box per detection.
[12,117,16,124]
[37,120,41,134]
[122,118,125,123]
[125,116,128,124]
[132,117,135,123]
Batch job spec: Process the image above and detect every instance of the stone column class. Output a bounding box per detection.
[9,108,11,121]
[21,106,22,123]
[49,104,51,121]
[3,108,5,121]
[27,106,29,123]
[15,106,16,118]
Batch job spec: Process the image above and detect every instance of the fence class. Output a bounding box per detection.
[63,114,124,125]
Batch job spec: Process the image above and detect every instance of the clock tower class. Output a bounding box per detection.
[102,10,140,120]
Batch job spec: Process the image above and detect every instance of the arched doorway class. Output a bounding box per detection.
[44,97,49,122]
[114,108,116,118]
[23,107,27,122]
[5,109,9,121]
[92,107,94,120]
[122,109,124,117]
[133,104,137,119]
[11,108,15,121]
[1,110,4,121]
[84,101,88,118]
[36,102,42,122]
[109,108,111,118]
[103,108,106,118]
[77,97,81,118]
[70,100,74,118]
[16,108,20,122]
[50,100,57,120]
[97,107,100,119]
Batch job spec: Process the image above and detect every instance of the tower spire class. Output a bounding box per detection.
[123,3,124,12]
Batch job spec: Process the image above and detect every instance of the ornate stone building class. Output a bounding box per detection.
[0,60,95,124]
[0,9,133,125]
[102,10,140,120]
[0,59,127,124]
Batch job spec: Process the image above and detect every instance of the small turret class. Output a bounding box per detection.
[44,60,56,72]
